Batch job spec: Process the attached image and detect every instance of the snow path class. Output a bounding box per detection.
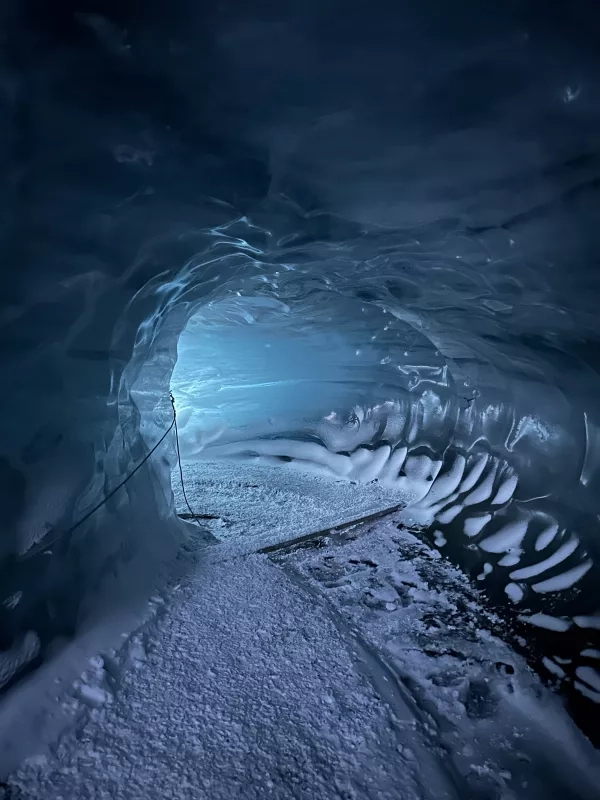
[279,523,600,800]
[11,554,453,800]
[172,461,404,547]
[7,516,600,800]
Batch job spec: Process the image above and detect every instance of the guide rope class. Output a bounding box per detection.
[23,392,202,559]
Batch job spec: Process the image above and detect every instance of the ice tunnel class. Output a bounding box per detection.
[1,0,600,789]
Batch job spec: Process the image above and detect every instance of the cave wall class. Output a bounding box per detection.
[0,0,257,678]
[2,0,600,693]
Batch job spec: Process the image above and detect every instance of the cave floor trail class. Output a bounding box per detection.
[8,512,600,800]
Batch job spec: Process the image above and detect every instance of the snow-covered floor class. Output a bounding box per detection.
[3,469,600,800]
[171,460,404,548]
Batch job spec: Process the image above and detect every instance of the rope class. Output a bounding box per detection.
[23,392,202,559]
[171,392,206,528]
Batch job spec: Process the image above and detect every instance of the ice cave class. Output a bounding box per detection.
[1,1,600,798]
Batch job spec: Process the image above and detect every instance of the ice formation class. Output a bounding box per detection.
[1,0,600,785]
[185,398,600,710]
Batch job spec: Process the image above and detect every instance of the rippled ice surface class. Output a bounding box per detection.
[168,199,600,730]
[3,0,600,771]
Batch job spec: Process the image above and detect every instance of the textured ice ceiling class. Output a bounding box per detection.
[1,0,600,704]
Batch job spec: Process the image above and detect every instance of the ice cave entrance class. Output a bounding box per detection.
[167,292,431,548]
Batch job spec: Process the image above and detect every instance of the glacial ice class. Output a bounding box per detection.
[2,0,600,784]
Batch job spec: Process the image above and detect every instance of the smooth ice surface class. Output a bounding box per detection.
[170,295,418,436]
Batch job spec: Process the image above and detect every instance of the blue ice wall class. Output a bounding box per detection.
[170,293,446,436]
[1,0,600,710]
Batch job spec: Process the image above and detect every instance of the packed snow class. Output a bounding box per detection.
[1,444,599,798]
[171,460,404,549]
[3,504,600,799]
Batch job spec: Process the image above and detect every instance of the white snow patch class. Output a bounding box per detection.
[433,530,447,548]
[509,537,579,581]
[392,455,442,503]
[574,681,600,704]
[534,523,559,552]
[491,474,518,505]
[573,615,600,630]
[201,438,353,476]
[414,455,465,508]
[518,613,572,632]
[463,514,491,538]
[504,583,524,603]
[378,446,408,484]
[542,658,566,680]
[435,503,463,524]
[531,560,592,593]
[497,551,522,567]
[462,464,497,506]
[349,445,391,482]
[459,454,488,493]
[576,667,600,693]
[581,649,600,660]
[479,520,528,553]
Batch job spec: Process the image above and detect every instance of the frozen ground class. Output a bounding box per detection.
[277,521,600,799]
[3,474,600,799]
[171,460,404,547]
[9,550,451,800]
